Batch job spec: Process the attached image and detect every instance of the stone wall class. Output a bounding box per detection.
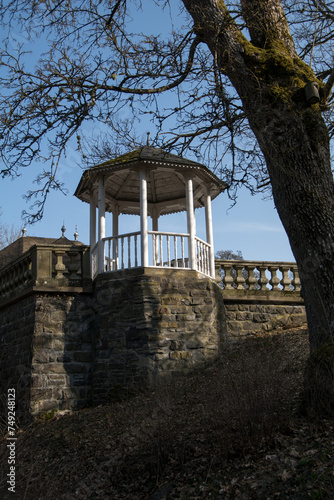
[0,294,36,419]
[0,268,226,417]
[0,263,307,419]
[0,292,94,420]
[92,268,226,404]
[31,293,94,415]
[222,291,306,340]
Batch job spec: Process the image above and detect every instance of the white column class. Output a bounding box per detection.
[185,175,196,270]
[112,206,119,270]
[89,190,97,278]
[204,187,215,278]
[152,206,159,265]
[98,176,105,274]
[140,168,148,267]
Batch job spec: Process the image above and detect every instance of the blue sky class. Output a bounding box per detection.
[0,2,295,262]
[1,155,294,262]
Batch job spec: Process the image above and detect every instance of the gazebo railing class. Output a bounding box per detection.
[92,231,212,277]
[195,236,211,276]
[104,231,141,272]
[149,231,190,269]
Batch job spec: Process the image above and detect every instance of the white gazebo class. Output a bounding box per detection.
[74,145,227,279]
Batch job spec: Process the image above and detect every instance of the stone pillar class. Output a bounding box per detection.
[204,187,215,278]
[98,176,105,274]
[185,175,196,270]
[140,168,148,267]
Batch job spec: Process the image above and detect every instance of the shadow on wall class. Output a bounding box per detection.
[0,269,227,421]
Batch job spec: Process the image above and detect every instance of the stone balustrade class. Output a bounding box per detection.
[0,244,91,305]
[1,250,302,307]
[215,259,301,293]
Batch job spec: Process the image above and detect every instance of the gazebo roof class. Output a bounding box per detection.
[74,146,227,216]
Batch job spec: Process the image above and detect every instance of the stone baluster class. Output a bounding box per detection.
[54,250,66,279]
[258,264,269,290]
[280,265,292,291]
[215,263,222,284]
[291,267,301,292]
[234,263,246,290]
[68,250,80,280]
[222,263,235,289]
[268,265,281,291]
[246,265,258,290]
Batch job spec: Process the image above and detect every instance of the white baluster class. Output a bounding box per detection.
[181,237,185,267]
[174,235,177,267]
[121,237,125,269]
[128,236,131,268]
[167,235,170,266]
[135,235,138,267]
[108,240,111,271]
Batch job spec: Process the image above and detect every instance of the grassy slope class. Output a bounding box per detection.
[1,326,334,499]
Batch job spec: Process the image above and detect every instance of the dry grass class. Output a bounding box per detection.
[2,326,334,499]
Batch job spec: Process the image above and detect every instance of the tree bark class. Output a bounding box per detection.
[183,0,334,351]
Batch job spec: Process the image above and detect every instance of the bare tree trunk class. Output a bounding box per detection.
[249,104,334,352]
[183,0,334,353]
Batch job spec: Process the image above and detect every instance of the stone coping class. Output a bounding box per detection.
[0,284,93,308]
[221,289,303,304]
[94,266,211,281]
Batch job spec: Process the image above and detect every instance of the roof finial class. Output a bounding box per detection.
[22,227,27,237]
[146,131,150,146]
[74,225,79,241]
[61,222,66,238]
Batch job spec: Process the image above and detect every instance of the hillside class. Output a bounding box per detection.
[1,326,334,499]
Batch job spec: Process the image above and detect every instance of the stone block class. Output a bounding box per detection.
[52,388,74,400]
[226,321,243,333]
[30,387,53,399]
[48,375,67,386]
[33,333,53,349]
[190,289,208,297]
[253,313,270,323]
[32,349,50,363]
[225,311,236,321]
[187,339,204,349]
[53,339,65,351]
[249,305,265,312]
[51,310,67,323]
[170,340,186,351]
[169,351,192,359]
[158,321,178,330]
[157,306,170,315]
[31,399,59,415]
[36,363,67,374]
[43,322,64,334]
[236,311,253,321]
[176,313,196,321]
[73,352,92,363]
[225,304,238,311]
